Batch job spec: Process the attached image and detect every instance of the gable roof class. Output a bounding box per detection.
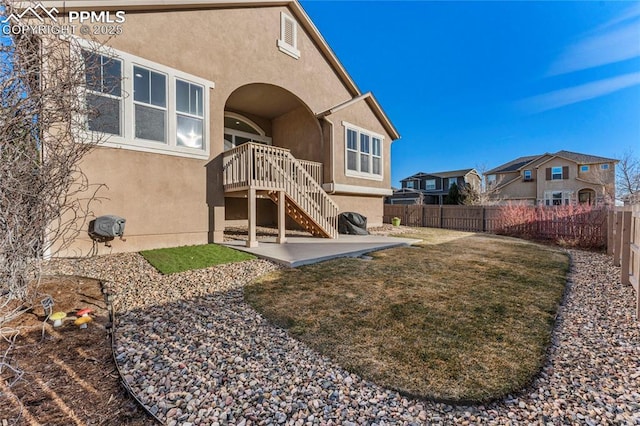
[43,0,399,140]
[552,150,618,165]
[402,168,477,181]
[486,155,541,174]
[486,150,618,175]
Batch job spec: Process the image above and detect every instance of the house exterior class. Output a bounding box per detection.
[485,150,618,206]
[386,169,481,205]
[43,0,399,254]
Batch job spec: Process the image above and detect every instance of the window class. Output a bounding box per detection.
[134,66,167,143]
[449,178,457,188]
[80,42,213,159]
[278,12,300,59]
[487,174,496,186]
[346,128,358,172]
[360,134,370,173]
[551,166,563,180]
[176,80,204,149]
[580,165,589,172]
[405,181,415,189]
[544,191,571,206]
[82,50,122,136]
[600,163,609,170]
[372,137,382,175]
[425,179,436,190]
[343,122,384,180]
[224,114,271,151]
[523,170,532,181]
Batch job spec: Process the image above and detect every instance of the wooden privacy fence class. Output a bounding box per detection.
[383,204,607,246]
[608,206,640,320]
[384,205,504,232]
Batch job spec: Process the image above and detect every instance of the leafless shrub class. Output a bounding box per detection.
[1,1,111,384]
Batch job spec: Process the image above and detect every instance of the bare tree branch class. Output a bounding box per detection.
[1,0,113,387]
[616,150,640,202]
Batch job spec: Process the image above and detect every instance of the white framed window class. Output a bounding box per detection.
[425,179,436,190]
[133,65,167,143]
[176,80,204,149]
[487,174,496,186]
[600,163,609,170]
[580,165,589,172]
[544,191,571,206]
[278,12,300,59]
[523,170,532,180]
[82,50,122,136]
[551,166,563,180]
[223,113,272,151]
[79,40,214,159]
[343,122,384,180]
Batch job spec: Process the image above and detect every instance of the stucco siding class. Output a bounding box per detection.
[64,5,395,254]
[330,195,384,227]
[272,106,323,162]
[66,146,209,255]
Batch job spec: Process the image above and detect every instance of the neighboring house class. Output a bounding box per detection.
[386,169,481,205]
[49,0,399,254]
[485,150,618,206]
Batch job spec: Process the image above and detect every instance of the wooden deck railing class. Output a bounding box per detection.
[223,143,338,238]
[299,159,323,186]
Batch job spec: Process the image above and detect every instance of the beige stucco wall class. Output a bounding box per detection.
[331,195,384,227]
[273,106,323,162]
[536,158,615,202]
[494,157,616,205]
[65,5,395,255]
[498,175,537,201]
[64,147,209,255]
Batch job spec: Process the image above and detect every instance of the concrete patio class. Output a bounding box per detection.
[223,234,421,267]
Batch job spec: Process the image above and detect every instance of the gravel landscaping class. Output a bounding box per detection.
[50,248,640,425]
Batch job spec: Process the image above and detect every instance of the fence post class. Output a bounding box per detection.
[613,211,623,267]
[607,210,614,255]
[621,211,632,286]
[422,205,426,227]
[438,205,443,229]
[482,207,486,232]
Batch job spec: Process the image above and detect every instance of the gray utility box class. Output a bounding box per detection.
[90,215,126,238]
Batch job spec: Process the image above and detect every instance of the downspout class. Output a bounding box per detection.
[322,117,336,194]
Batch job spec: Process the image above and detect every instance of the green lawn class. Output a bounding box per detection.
[140,244,255,274]
[245,228,569,403]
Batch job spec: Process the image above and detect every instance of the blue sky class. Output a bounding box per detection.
[300,1,640,187]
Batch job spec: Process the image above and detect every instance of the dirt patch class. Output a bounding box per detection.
[0,276,154,425]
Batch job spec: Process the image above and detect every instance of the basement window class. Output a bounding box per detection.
[278,12,300,59]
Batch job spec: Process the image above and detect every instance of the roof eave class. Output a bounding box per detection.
[317,92,400,141]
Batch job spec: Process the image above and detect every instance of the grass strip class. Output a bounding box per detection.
[140,244,255,274]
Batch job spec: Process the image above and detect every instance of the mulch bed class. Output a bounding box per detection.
[0,276,154,425]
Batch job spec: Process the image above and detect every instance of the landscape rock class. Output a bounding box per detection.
[48,249,640,423]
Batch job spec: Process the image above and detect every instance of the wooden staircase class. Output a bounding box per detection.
[223,142,339,238]
[267,191,332,238]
